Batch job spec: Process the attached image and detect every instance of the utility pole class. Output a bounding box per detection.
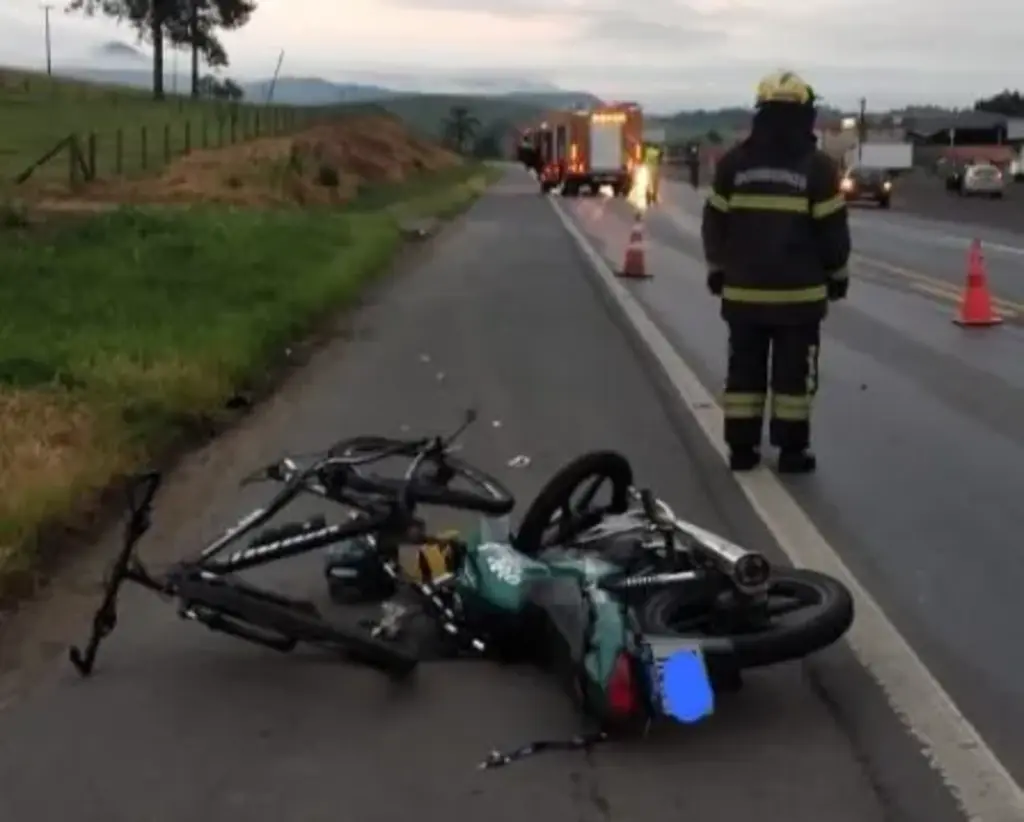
[265,49,285,105]
[857,96,867,164]
[42,3,53,76]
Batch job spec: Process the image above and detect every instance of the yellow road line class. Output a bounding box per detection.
[853,252,1023,315]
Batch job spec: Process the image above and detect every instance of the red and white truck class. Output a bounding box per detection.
[534,103,644,197]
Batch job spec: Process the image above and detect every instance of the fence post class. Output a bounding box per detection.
[202,118,208,149]
[141,126,148,170]
[87,132,97,180]
[255,111,261,136]
[230,111,237,144]
[68,135,78,187]
[163,123,171,162]
[184,121,191,154]
[218,116,224,147]
[115,129,123,175]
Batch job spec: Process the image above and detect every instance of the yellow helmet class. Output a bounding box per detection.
[755,70,816,107]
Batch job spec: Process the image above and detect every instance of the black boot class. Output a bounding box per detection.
[777,448,816,474]
[728,446,761,471]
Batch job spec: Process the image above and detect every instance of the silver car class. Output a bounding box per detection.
[960,163,1005,198]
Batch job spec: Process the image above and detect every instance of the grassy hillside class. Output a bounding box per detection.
[367,94,551,139]
[0,67,309,188]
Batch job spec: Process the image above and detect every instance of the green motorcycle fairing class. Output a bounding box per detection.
[454,528,638,716]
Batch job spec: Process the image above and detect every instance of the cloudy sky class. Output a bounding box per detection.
[1,0,1019,111]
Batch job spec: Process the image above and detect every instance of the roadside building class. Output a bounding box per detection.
[903,111,1014,169]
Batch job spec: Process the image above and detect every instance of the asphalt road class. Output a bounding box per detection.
[564,175,1024,801]
[892,172,1024,236]
[0,170,961,821]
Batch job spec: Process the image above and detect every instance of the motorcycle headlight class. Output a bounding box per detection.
[840,178,854,192]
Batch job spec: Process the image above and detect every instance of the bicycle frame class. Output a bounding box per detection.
[68,443,429,676]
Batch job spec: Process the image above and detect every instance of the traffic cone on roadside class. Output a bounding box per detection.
[619,217,650,278]
[953,239,1002,327]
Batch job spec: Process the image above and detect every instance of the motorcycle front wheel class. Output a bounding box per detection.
[638,568,853,668]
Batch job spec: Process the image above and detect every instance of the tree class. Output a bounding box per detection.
[67,0,175,99]
[442,106,480,154]
[66,0,256,100]
[198,73,242,100]
[705,128,723,145]
[166,0,255,98]
[472,118,511,159]
[974,90,1024,117]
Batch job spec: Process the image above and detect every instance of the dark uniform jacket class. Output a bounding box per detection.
[701,131,851,325]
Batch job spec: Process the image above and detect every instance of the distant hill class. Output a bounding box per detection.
[96,41,146,62]
[40,63,966,148]
[47,66,599,139]
[242,77,398,105]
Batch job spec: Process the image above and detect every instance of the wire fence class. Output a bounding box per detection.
[1,69,354,191]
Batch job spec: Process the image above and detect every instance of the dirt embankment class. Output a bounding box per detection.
[37,113,463,209]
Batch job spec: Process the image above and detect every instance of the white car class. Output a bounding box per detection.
[959,163,1005,198]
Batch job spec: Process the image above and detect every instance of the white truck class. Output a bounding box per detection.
[844,142,913,173]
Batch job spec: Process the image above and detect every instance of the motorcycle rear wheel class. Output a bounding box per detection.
[639,568,853,668]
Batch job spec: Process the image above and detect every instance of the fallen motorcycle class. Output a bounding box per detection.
[322,448,856,762]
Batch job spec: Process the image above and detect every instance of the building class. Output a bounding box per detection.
[902,112,1015,167]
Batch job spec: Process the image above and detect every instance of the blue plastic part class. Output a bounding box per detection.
[660,649,715,723]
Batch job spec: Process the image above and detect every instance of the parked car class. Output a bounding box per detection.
[839,166,892,208]
[957,163,1005,198]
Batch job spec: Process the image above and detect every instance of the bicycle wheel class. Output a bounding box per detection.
[177,575,418,677]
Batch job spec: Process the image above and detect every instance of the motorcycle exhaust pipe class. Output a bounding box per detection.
[631,489,771,594]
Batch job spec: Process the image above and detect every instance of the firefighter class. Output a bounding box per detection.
[643,142,662,204]
[701,70,851,474]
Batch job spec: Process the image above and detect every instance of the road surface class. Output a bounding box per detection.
[0,170,962,821]
[562,174,1024,811]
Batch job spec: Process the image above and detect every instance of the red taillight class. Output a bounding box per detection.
[607,652,641,716]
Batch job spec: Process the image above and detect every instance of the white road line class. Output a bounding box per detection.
[850,217,1024,259]
[664,180,1024,259]
[548,195,1024,822]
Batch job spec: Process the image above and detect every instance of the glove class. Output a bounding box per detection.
[827,277,848,301]
[707,269,724,296]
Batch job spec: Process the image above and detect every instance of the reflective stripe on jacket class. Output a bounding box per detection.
[701,141,851,324]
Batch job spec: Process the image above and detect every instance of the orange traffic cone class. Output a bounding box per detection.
[953,239,1002,327]
[619,217,650,278]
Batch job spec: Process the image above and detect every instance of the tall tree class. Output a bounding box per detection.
[442,106,480,154]
[66,0,256,100]
[165,0,255,98]
[67,0,178,99]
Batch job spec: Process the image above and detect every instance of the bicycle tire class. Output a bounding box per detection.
[177,576,418,677]
[515,451,633,557]
[638,568,853,668]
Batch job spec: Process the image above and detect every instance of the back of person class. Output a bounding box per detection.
[707,101,846,326]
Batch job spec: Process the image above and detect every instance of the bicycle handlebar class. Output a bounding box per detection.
[260,434,515,517]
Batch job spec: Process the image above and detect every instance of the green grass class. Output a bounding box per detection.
[0,162,495,596]
[0,67,324,188]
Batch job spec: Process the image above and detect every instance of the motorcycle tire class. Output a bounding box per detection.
[638,568,853,668]
[515,450,633,557]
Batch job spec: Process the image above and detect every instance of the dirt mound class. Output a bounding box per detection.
[65,114,461,207]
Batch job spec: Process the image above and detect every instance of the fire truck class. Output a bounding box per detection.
[534,103,644,197]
